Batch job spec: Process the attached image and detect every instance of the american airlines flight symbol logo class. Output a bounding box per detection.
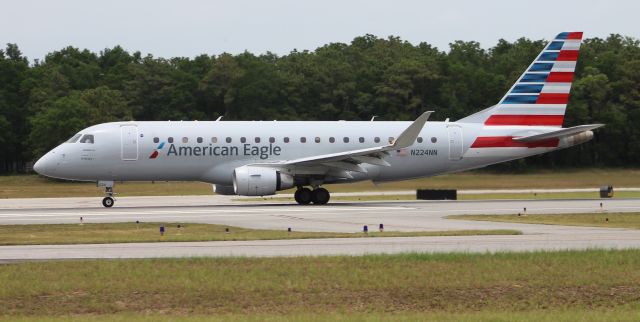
[149,142,165,159]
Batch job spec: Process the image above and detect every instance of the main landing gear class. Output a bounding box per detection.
[98,180,116,208]
[294,187,330,205]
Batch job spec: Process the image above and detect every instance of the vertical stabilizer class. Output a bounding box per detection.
[459,32,583,127]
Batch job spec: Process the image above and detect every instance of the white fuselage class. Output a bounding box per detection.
[34,120,569,187]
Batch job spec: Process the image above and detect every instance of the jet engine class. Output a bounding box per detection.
[233,165,294,196]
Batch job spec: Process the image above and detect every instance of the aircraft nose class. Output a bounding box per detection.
[33,151,58,176]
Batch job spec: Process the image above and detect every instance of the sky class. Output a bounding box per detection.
[1,0,638,61]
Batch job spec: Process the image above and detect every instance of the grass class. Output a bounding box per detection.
[0,250,639,319]
[3,310,640,321]
[0,222,520,246]
[0,176,209,198]
[448,212,640,229]
[1,168,639,198]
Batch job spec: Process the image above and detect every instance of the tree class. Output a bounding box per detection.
[0,44,29,172]
[29,87,131,157]
[199,53,245,119]
[1,34,640,173]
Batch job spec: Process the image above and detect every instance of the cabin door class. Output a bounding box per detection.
[121,125,139,161]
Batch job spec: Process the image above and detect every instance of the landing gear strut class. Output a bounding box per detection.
[294,187,330,205]
[98,180,116,208]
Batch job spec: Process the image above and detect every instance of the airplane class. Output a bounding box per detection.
[34,31,603,207]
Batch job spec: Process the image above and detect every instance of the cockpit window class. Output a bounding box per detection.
[80,134,94,144]
[66,134,82,143]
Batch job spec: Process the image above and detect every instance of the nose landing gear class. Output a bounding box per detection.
[102,194,115,208]
[294,187,330,205]
[98,180,116,208]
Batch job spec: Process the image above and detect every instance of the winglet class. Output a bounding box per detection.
[392,111,433,149]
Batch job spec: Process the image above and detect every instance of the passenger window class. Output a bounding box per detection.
[431,137,437,143]
[343,137,349,143]
[359,137,365,143]
[374,137,380,143]
[284,137,290,143]
[197,137,203,143]
[388,137,395,144]
[300,137,306,143]
[269,137,275,143]
[182,137,188,143]
[168,137,174,143]
[66,134,81,143]
[226,137,232,143]
[211,137,218,143]
[153,137,160,143]
[241,137,246,143]
[417,137,423,143]
[80,134,94,144]
[329,137,335,143]
[255,137,261,143]
[315,137,321,143]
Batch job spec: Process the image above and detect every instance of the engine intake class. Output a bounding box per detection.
[233,166,294,196]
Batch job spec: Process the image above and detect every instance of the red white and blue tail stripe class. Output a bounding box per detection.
[485,32,583,127]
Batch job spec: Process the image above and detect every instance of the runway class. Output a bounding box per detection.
[1,196,639,260]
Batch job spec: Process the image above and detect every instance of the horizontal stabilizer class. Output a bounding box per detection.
[513,124,604,142]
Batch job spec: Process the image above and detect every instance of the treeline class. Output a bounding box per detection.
[1,34,639,173]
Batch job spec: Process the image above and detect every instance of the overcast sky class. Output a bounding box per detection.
[1,0,638,61]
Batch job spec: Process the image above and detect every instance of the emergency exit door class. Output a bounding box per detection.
[447,125,463,161]
[121,125,138,161]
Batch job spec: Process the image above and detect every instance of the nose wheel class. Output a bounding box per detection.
[99,181,116,208]
[294,187,330,205]
[102,196,115,208]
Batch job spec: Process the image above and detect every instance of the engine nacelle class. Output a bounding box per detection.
[233,166,294,196]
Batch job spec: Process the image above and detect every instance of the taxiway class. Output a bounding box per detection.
[0,196,639,260]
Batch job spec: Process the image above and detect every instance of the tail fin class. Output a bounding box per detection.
[461,32,583,127]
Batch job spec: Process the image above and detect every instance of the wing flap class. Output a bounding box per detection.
[321,161,367,173]
[351,155,391,167]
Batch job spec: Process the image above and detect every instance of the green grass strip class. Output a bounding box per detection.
[0,250,639,317]
[0,222,520,245]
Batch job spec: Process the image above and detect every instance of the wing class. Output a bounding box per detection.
[250,111,433,175]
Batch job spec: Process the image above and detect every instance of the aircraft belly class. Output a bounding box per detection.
[109,158,209,181]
